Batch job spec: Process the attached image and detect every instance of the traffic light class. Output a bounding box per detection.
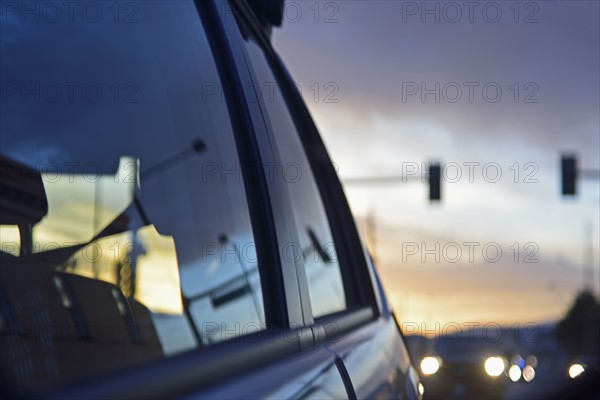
[429,163,441,201]
[561,155,577,196]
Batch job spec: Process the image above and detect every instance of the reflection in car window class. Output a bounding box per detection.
[240,38,346,318]
[0,0,263,390]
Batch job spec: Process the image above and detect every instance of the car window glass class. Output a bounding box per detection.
[0,0,263,390]
[239,37,346,318]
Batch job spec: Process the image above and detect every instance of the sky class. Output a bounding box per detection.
[272,0,600,331]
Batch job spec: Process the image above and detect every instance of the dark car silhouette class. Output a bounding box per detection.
[0,1,421,398]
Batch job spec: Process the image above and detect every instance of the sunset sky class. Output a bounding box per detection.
[272,0,600,331]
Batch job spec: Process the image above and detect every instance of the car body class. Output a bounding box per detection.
[0,0,421,398]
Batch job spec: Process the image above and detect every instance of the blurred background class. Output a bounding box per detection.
[272,1,599,398]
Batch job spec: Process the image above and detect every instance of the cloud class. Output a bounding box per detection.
[273,1,600,158]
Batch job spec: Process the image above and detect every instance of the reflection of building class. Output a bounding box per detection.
[0,154,266,383]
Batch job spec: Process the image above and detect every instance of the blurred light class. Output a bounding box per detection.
[508,365,522,382]
[511,354,525,369]
[484,357,505,377]
[569,363,585,379]
[418,383,425,395]
[523,365,536,382]
[420,357,441,375]
[526,355,538,368]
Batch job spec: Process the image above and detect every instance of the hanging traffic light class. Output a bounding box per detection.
[429,163,441,201]
[561,155,577,196]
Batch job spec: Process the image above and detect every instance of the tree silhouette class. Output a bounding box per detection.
[555,290,600,356]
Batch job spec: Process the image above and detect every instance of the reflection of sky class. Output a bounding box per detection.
[179,232,257,297]
[273,1,600,328]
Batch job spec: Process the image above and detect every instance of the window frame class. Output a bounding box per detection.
[197,0,293,331]
[214,0,314,328]
[226,0,382,335]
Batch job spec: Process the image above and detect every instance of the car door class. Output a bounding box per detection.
[217,0,422,398]
[0,0,419,397]
[0,0,351,398]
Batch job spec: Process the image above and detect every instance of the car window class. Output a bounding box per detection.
[0,0,264,390]
[238,36,347,318]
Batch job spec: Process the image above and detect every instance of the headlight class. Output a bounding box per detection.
[569,363,585,379]
[420,356,441,375]
[522,365,536,382]
[484,357,505,377]
[508,365,522,382]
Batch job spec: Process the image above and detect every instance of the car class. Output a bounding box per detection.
[417,348,511,399]
[409,331,543,399]
[0,0,422,398]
